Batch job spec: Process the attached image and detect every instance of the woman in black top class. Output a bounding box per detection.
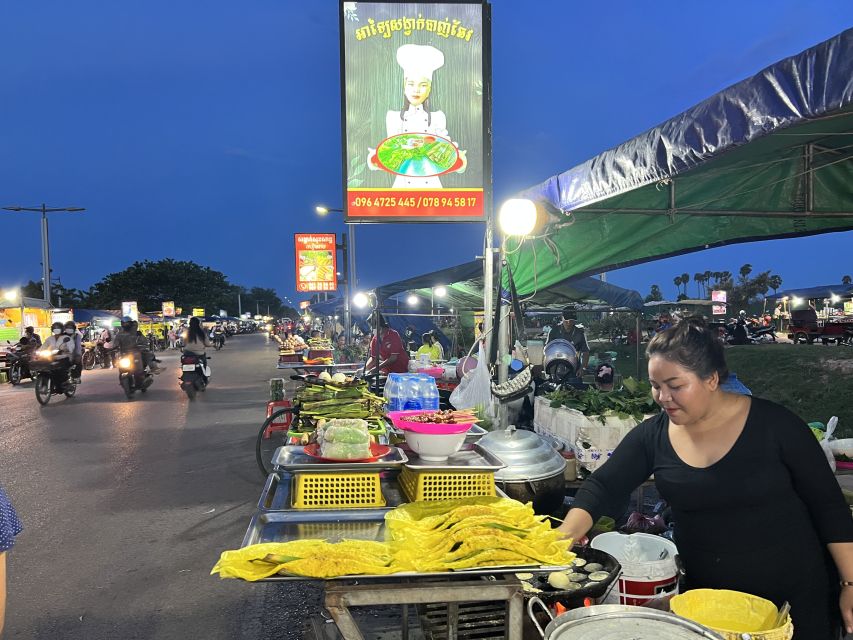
[558,317,853,638]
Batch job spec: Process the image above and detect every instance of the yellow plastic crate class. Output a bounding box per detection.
[399,466,495,502]
[292,472,385,509]
[296,521,383,541]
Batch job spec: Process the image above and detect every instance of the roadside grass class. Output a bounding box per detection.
[593,342,853,438]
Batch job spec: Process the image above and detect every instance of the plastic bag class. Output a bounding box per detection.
[819,416,838,473]
[449,343,494,418]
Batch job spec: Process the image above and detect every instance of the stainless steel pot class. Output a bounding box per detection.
[477,428,566,515]
[528,599,724,640]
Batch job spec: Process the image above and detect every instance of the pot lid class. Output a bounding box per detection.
[477,428,566,481]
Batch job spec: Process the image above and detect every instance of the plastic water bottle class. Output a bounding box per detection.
[402,374,424,411]
[384,373,403,411]
[420,374,440,411]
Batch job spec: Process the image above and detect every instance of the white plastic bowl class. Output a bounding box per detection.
[830,438,853,458]
[404,429,468,462]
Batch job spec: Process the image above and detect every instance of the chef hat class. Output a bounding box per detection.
[396,44,444,81]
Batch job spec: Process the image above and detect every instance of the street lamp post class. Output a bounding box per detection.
[2,204,86,305]
[316,206,357,342]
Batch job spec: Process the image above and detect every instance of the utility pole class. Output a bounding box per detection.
[238,293,242,316]
[2,204,86,305]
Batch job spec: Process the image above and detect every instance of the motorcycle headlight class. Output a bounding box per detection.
[37,349,55,359]
[118,356,132,369]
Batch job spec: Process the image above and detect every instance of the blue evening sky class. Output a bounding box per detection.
[0,1,850,308]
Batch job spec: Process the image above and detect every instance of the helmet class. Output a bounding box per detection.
[739,310,746,317]
[24,326,35,334]
[64,320,77,331]
[121,316,134,330]
[543,339,580,382]
[50,321,64,334]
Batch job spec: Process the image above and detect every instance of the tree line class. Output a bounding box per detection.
[645,265,853,313]
[22,259,300,319]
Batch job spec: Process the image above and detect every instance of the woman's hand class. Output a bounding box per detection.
[840,586,853,635]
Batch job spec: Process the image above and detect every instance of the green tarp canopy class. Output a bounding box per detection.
[507,29,853,295]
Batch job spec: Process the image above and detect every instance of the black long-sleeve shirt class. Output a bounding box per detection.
[572,397,853,638]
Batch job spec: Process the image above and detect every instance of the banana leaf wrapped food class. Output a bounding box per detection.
[318,419,372,459]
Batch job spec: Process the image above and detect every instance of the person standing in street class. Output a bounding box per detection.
[0,483,23,636]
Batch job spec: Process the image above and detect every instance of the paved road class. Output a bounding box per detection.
[1,333,323,639]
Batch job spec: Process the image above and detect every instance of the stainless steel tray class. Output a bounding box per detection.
[240,510,567,581]
[258,471,407,513]
[403,443,505,471]
[272,445,408,472]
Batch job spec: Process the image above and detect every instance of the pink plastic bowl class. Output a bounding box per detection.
[417,367,444,378]
[387,410,473,435]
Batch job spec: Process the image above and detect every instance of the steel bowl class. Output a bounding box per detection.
[543,339,579,380]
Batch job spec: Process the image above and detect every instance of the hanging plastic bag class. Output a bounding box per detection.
[450,343,494,418]
[819,416,839,473]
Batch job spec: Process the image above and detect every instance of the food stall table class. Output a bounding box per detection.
[324,574,523,640]
[280,362,364,374]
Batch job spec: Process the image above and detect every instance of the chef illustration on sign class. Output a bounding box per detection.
[368,43,467,188]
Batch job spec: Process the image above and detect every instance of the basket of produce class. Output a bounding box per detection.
[280,334,307,353]
[516,547,621,607]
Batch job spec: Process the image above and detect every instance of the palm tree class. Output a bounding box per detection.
[694,273,704,298]
[768,274,783,295]
[843,275,852,285]
[681,273,690,296]
[720,271,733,285]
[738,263,753,284]
[703,271,713,297]
[673,275,683,298]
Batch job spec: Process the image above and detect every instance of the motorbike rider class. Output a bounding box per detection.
[183,317,211,381]
[63,321,84,383]
[114,318,161,374]
[40,322,75,372]
[210,321,226,347]
[547,307,591,371]
[23,326,42,349]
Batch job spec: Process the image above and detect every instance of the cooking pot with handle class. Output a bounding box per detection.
[527,598,725,640]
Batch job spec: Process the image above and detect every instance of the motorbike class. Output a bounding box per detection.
[210,331,225,351]
[4,342,35,385]
[116,351,153,399]
[29,347,77,405]
[180,353,210,399]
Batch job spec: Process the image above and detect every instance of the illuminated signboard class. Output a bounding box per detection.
[340,1,490,222]
[711,290,727,316]
[162,301,176,317]
[295,233,338,293]
[121,301,139,321]
[192,308,205,317]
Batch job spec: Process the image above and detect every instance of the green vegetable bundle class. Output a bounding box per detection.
[547,377,657,424]
[295,380,387,421]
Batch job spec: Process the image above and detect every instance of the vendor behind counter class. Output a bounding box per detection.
[557,316,853,639]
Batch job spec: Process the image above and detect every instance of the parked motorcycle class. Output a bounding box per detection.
[116,351,153,399]
[4,341,35,385]
[180,353,210,400]
[30,348,77,405]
